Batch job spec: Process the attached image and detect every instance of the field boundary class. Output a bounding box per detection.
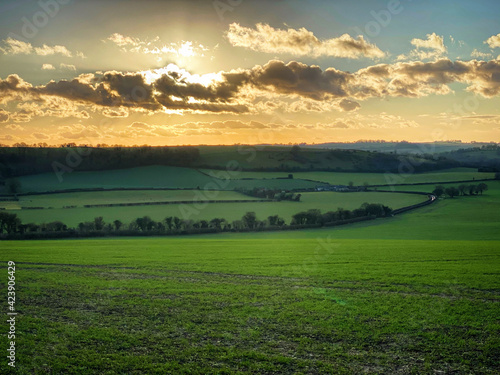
[82,199,273,208]
[391,194,436,215]
[0,187,227,198]
[0,192,437,240]
[1,178,495,198]
[367,178,495,188]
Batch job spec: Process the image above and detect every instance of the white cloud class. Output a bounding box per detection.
[102,107,129,118]
[107,33,208,58]
[0,38,33,54]
[1,37,74,57]
[226,23,385,59]
[107,33,142,47]
[398,33,447,61]
[42,64,56,70]
[485,33,500,49]
[411,33,446,53]
[60,63,76,71]
[471,49,492,59]
[34,44,72,57]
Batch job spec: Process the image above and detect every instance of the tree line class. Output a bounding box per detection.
[432,183,488,198]
[0,203,392,238]
[0,146,200,178]
[236,187,301,201]
[0,144,482,180]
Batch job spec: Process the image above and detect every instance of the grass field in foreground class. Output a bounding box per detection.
[201,167,494,186]
[6,191,426,226]
[1,237,498,374]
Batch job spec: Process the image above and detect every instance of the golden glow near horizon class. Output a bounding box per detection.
[0,0,499,146]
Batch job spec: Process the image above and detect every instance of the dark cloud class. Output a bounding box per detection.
[39,79,118,107]
[338,99,360,112]
[0,109,9,122]
[249,60,351,100]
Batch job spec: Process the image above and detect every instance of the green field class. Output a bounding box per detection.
[202,167,494,186]
[1,180,499,373]
[6,165,327,195]
[229,181,500,242]
[6,191,426,226]
[6,166,492,197]
[0,190,261,210]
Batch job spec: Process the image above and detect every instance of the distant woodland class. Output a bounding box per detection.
[0,143,498,178]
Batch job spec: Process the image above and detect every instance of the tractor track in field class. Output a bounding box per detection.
[18,262,500,302]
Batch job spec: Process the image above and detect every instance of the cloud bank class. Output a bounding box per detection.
[1,58,499,121]
[226,23,385,59]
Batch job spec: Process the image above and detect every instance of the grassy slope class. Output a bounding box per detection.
[13,166,213,193]
[197,145,357,170]
[10,164,492,196]
[225,181,500,242]
[9,165,325,195]
[8,191,425,226]
[306,142,490,154]
[1,187,499,373]
[196,145,443,172]
[202,167,494,186]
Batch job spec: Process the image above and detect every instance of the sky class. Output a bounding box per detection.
[0,0,499,146]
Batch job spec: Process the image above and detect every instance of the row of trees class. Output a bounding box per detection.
[0,212,21,234]
[292,203,392,225]
[432,183,488,198]
[237,188,301,201]
[0,203,392,237]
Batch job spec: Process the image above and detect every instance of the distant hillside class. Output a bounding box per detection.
[304,142,497,154]
[0,144,487,179]
[193,145,459,172]
[0,146,200,178]
[440,146,500,170]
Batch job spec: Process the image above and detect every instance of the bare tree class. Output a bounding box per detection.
[476,183,488,195]
[6,179,21,196]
